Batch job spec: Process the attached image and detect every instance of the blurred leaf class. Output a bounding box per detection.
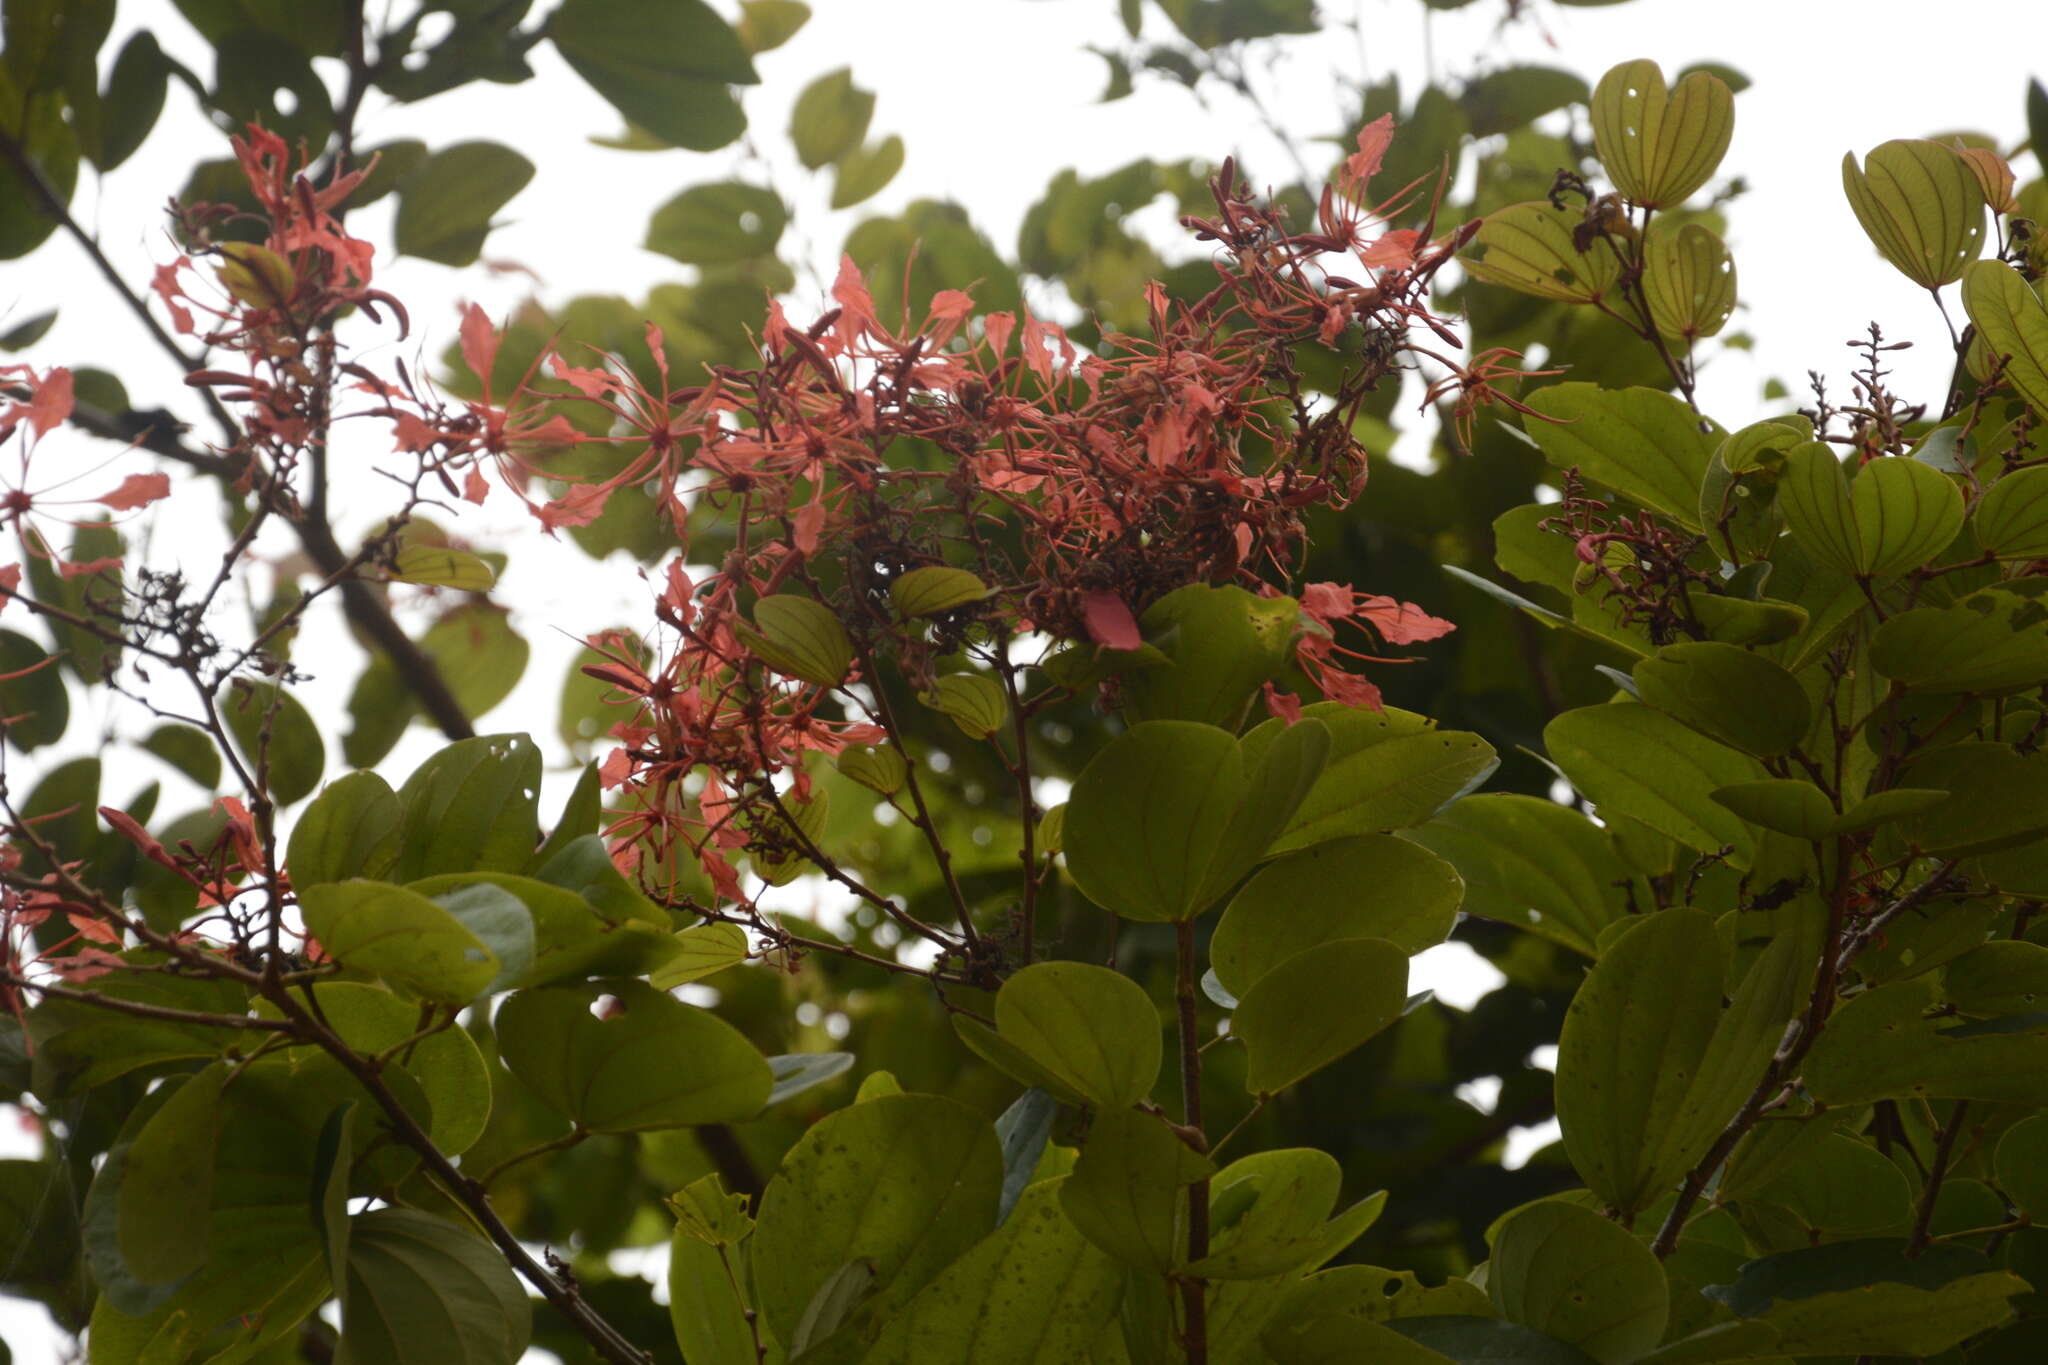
[219,680,326,807]
[395,141,535,266]
[391,545,497,591]
[790,67,873,169]
[288,771,403,889]
[645,181,786,265]
[140,723,218,788]
[0,629,67,749]
[832,135,904,209]
[551,0,755,151]
[737,0,810,52]
[419,604,528,722]
[1460,66,1588,137]
[0,309,55,350]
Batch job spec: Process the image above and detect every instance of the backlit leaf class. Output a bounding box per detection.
[1591,59,1734,208]
[1842,139,1986,289]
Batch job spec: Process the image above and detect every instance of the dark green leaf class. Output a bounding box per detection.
[644,181,786,265]
[394,141,535,266]
[336,1208,531,1365]
[550,0,755,151]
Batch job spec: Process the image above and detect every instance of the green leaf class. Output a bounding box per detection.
[1750,1134,1912,1238]
[140,723,217,788]
[648,922,749,989]
[1394,1320,1595,1364]
[890,566,989,617]
[1546,703,1766,866]
[1896,741,2048,856]
[392,734,542,882]
[1973,466,2048,558]
[751,1093,1002,1345]
[1962,259,2048,416]
[311,1103,355,1293]
[549,0,756,152]
[336,1208,530,1365]
[922,672,1008,737]
[1234,938,1410,1095]
[1461,201,1623,304]
[1590,59,1735,208]
[992,961,1161,1110]
[1522,384,1722,527]
[300,880,502,1004]
[1063,721,1244,922]
[1842,140,1986,289]
[1641,221,1736,340]
[0,63,79,259]
[1188,1149,1383,1280]
[1937,939,2048,1016]
[1633,642,1808,758]
[393,141,534,266]
[1059,1108,1211,1271]
[1212,835,1461,997]
[1459,66,1588,137]
[434,882,536,994]
[1707,780,1839,839]
[289,771,403,889]
[668,1230,759,1364]
[0,629,66,750]
[1806,974,2048,1104]
[766,1051,854,1106]
[1870,591,2048,694]
[837,742,907,795]
[789,67,873,169]
[1995,1113,2048,1219]
[1249,703,1499,854]
[496,979,770,1131]
[735,594,852,686]
[1556,910,1804,1220]
[390,544,497,591]
[1403,795,1629,957]
[860,1178,1127,1364]
[644,180,786,265]
[282,983,491,1155]
[411,869,675,989]
[117,1064,224,1286]
[219,680,326,806]
[1123,584,1299,728]
[420,604,528,723]
[994,1087,1055,1223]
[737,0,810,53]
[1488,1203,1669,1360]
[831,134,904,209]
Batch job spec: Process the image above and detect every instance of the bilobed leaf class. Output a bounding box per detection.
[1591,59,1734,208]
[922,672,1008,737]
[300,880,501,1004]
[860,1179,1126,1364]
[735,594,852,686]
[95,30,167,172]
[1842,140,1986,289]
[1211,836,1462,997]
[648,922,749,989]
[1556,909,1800,1220]
[1062,721,1244,922]
[219,680,326,806]
[1962,259,2048,415]
[1459,66,1589,137]
[644,181,786,264]
[1195,714,1331,907]
[392,734,542,882]
[1249,703,1499,854]
[1059,1108,1211,1271]
[1522,384,1722,527]
[117,1064,224,1286]
[1641,221,1736,339]
[837,742,907,795]
[394,141,534,266]
[1972,466,2048,558]
[832,135,905,209]
[750,1093,1002,1346]
[1870,591,2048,694]
[1995,1113,2048,1219]
[1896,741,2048,856]
[1123,584,1300,729]
[549,0,756,152]
[1632,642,1808,758]
[335,1208,530,1365]
[419,605,528,723]
[1233,938,1410,1095]
[1488,1199,1668,1363]
[1402,794,1631,957]
[495,980,771,1131]
[1938,939,2048,1016]
[789,67,873,168]
[0,630,67,750]
[140,723,218,788]
[1546,703,1766,867]
[1188,1149,1384,1280]
[1461,201,1622,304]
[390,545,496,591]
[288,771,403,889]
[1850,455,1965,577]
[890,566,989,617]
[1806,974,2048,1104]
[992,962,1161,1110]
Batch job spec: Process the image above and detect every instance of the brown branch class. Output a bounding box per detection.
[1174,919,1210,1365]
[5,975,295,1033]
[1908,1100,1969,1255]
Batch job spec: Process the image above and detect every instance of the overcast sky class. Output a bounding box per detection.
[3,0,2042,1355]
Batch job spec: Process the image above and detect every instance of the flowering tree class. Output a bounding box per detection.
[6,2,2048,1363]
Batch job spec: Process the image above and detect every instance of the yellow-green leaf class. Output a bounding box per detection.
[832,135,904,210]
[1591,59,1734,209]
[1961,259,2048,416]
[391,544,497,591]
[648,923,749,989]
[921,673,1007,737]
[735,594,852,687]
[1641,221,1735,340]
[1842,140,1986,290]
[1461,200,1622,304]
[889,566,989,618]
[1973,465,2048,559]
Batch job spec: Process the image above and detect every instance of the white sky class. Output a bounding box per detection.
[2,0,2042,1355]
